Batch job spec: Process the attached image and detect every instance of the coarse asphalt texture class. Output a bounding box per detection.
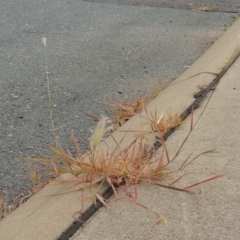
[83,0,240,12]
[0,1,236,202]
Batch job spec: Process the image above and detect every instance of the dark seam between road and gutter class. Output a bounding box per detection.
[153,45,240,149]
[58,187,114,240]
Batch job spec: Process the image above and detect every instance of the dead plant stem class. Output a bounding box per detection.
[43,38,55,138]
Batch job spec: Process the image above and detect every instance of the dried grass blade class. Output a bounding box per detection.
[79,110,101,121]
[95,193,110,211]
[174,105,194,157]
[106,176,118,199]
[180,149,216,170]
[224,45,240,70]
[153,218,168,227]
[178,152,194,170]
[183,174,225,190]
[168,173,192,187]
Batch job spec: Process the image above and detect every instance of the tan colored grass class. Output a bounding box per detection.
[23,109,223,225]
[0,195,12,220]
[0,163,50,221]
[0,190,34,221]
[193,6,216,12]
[96,76,170,130]
[144,110,183,135]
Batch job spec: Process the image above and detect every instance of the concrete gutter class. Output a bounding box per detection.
[72,50,240,240]
[0,17,240,240]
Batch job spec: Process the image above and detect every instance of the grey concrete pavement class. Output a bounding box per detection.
[71,46,240,240]
[0,1,234,201]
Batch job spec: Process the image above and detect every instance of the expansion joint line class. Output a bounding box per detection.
[153,45,240,151]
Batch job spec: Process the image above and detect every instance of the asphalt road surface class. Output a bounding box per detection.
[0,0,236,202]
[83,0,240,12]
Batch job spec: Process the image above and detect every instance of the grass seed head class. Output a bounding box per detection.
[89,117,113,151]
[42,37,47,47]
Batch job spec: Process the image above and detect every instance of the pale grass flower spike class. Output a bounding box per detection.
[42,37,47,47]
[89,117,113,151]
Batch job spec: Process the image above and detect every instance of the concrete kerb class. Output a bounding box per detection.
[0,18,240,240]
[71,56,240,240]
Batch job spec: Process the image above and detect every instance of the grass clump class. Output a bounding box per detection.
[84,75,170,130]
[0,190,34,221]
[23,110,223,225]
[0,194,15,220]
[145,110,183,135]
[0,163,49,221]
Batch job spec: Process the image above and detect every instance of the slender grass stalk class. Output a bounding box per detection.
[42,37,55,138]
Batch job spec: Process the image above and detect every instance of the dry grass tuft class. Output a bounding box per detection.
[23,108,223,225]
[143,109,183,135]
[85,76,170,130]
[0,190,35,221]
[0,194,15,220]
[101,94,146,129]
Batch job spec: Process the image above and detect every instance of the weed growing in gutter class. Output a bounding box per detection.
[23,107,223,225]
[86,75,170,130]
